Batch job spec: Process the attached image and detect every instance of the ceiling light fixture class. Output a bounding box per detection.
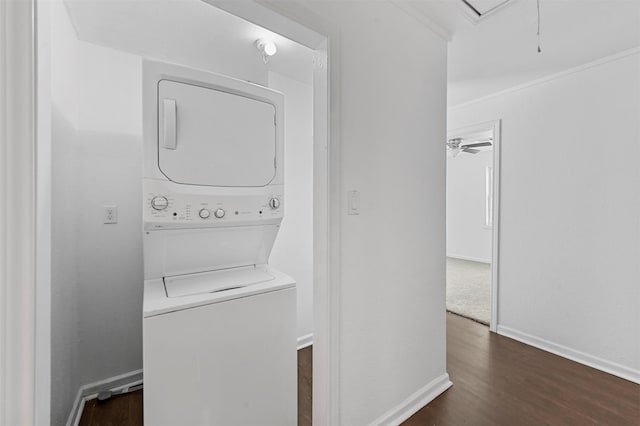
[255,39,277,64]
[447,137,492,157]
[447,138,462,158]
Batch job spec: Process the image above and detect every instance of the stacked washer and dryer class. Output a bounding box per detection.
[141,60,297,425]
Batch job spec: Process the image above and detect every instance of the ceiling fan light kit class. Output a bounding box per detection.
[447,137,493,157]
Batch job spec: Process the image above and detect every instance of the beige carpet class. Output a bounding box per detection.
[446,257,491,325]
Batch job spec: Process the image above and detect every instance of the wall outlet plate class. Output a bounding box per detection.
[104,205,118,224]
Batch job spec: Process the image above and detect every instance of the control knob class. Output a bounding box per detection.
[269,198,280,209]
[214,208,226,219]
[199,208,210,219]
[151,196,169,211]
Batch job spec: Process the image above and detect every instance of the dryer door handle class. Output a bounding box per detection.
[162,98,177,150]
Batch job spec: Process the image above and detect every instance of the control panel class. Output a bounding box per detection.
[144,184,283,230]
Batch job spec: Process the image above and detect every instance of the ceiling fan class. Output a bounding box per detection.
[447,137,492,157]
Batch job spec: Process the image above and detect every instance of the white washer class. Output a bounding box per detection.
[141,60,296,425]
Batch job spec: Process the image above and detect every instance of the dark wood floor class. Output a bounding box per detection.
[79,314,639,425]
[79,389,143,426]
[404,313,640,425]
[298,345,313,426]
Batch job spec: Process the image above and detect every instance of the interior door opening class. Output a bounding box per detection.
[446,120,501,331]
[43,0,330,424]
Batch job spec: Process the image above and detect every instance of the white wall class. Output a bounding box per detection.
[51,2,144,424]
[50,3,81,423]
[449,50,640,382]
[447,151,492,262]
[276,2,450,423]
[268,71,314,345]
[72,39,144,397]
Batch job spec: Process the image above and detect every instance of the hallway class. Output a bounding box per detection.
[78,313,639,425]
[405,313,640,425]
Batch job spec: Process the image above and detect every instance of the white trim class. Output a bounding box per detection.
[484,166,493,228]
[447,254,491,264]
[66,389,83,426]
[66,369,144,426]
[369,374,452,426]
[449,46,640,111]
[489,120,501,333]
[448,119,501,333]
[0,0,38,424]
[497,325,640,384]
[35,0,52,423]
[388,1,452,41]
[297,333,313,350]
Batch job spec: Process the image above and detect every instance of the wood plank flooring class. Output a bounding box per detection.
[78,314,639,425]
[79,389,143,426]
[404,313,640,425]
[298,345,313,426]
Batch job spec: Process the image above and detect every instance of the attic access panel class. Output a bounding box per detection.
[157,79,277,187]
[462,0,512,17]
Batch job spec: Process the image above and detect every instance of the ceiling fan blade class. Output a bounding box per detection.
[462,141,492,148]
[462,148,480,154]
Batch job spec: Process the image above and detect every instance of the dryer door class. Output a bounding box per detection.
[157,79,277,187]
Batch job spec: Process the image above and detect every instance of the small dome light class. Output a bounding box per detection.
[263,41,277,56]
[255,39,278,63]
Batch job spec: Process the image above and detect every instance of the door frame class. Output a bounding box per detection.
[447,119,502,332]
[1,0,50,423]
[18,0,340,423]
[199,1,341,423]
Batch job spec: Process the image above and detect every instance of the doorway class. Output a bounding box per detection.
[446,120,501,331]
[38,0,331,424]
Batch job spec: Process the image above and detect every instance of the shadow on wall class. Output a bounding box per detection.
[51,105,144,425]
[51,107,80,426]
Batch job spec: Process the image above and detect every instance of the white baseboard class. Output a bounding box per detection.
[369,373,452,426]
[497,325,640,384]
[66,369,143,426]
[447,254,491,264]
[297,333,313,350]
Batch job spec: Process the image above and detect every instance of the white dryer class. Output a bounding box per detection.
[141,60,296,426]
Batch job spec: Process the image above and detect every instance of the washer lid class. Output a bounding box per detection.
[164,266,275,298]
[143,266,295,318]
[158,79,277,187]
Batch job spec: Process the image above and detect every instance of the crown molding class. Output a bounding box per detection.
[388,1,452,42]
[450,46,640,110]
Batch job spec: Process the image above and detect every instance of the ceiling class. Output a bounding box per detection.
[63,0,640,105]
[408,0,640,105]
[63,0,315,86]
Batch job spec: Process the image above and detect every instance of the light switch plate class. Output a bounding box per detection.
[348,190,360,215]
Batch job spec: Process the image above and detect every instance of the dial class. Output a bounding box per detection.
[199,208,210,219]
[151,196,169,211]
[269,198,281,209]
[214,208,226,219]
